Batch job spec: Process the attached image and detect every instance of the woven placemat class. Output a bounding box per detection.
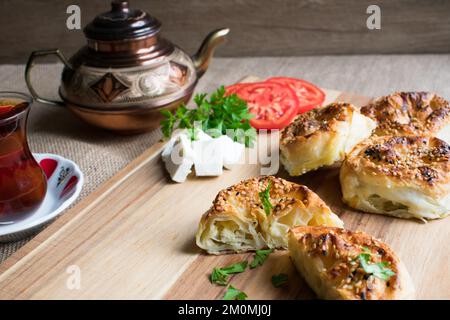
[0,64,165,262]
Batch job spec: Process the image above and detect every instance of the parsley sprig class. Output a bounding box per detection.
[357,249,395,281]
[210,261,248,286]
[271,273,288,288]
[160,86,256,147]
[223,286,248,300]
[258,181,273,216]
[250,249,273,269]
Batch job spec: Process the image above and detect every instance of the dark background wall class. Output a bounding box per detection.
[1,0,450,64]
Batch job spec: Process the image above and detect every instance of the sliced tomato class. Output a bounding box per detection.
[267,77,325,114]
[228,82,299,130]
[0,105,14,117]
[224,83,248,96]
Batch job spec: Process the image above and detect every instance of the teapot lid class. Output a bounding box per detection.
[84,1,161,41]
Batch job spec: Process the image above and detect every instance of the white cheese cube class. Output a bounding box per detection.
[162,129,246,181]
[192,138,224,176]
[216,135,245,169]
[195,129,213,142]
[162,132,196,183]
[164,157,194,183]
[161,131,180,160]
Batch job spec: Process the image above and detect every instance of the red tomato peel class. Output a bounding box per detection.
[227,82,299,130]
[267,77,325,114]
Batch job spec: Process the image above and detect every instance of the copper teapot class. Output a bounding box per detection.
[25,0,229,133]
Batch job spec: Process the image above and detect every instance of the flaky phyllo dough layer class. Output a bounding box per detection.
[280,103,376,176]
[288,226,415,300]
[341,136,450,220]
[360,91,450,143]
[196,176,343,254]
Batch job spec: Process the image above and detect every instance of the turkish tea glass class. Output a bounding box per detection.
[0,92,47,224]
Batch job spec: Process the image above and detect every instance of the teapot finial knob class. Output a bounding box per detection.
[111,0,129,12]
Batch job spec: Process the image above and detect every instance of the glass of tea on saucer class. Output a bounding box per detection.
[0,92,47,225]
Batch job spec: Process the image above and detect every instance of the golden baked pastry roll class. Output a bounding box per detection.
[288,226,415,300]
[361,92,450,143]
[340,135,450,220]
[196,176,343,254]
[280,103,376,176]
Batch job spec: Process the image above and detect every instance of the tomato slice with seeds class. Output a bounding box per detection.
[267,77,325,114]
[224,83,248,96]
[229,82,299,130]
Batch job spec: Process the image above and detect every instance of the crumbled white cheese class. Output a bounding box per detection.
[162,129,246,182]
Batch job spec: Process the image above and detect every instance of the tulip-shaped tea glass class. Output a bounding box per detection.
[0,92,47,224]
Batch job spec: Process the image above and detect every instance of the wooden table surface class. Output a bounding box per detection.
[1,55,449,264]
[0,87,448,300]
[3,0,450,63]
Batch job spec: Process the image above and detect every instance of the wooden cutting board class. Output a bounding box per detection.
[0,80,448,300]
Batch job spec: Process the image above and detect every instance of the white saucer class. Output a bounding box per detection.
[0,153,84,242]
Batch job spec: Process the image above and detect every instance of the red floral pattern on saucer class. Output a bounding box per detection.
[0,153,83,242]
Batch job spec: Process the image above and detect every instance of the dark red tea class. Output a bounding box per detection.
[0,95,47,224]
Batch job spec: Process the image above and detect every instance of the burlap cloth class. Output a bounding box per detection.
[1,55,449,263]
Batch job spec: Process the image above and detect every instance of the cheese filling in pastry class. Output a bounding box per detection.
[195,176,344,254]
[280,103,376,176]
[288,226,415,300]
[361,92,450,144]
[340,136,450,220]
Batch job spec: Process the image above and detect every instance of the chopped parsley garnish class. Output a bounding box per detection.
[357,252,395,281]
[223,286,248,300]
[210,261,248,286]
[160,86,256,147]
[271,273,288,288]
[250,249,274,269]
[258,181,273,216]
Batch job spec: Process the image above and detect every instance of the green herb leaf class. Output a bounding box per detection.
[187,127,199,141]
[210,268,228,286]
[250,249,273,269]
[271,273,288,288]
[258,181,273,216]
[160,86,256,147]
[358,253,396,281]
[210,261,248,285]
[223,286,248,300]
[160,110,176,138]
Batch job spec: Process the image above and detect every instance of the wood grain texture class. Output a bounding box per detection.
[0,85,448,299]
[2,55,449,264]
[166,160,450,299]
[1,0,450,63]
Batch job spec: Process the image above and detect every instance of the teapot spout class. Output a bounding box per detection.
[192,28,230,79]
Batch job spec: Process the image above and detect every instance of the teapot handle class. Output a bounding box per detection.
[25,49,72,106]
